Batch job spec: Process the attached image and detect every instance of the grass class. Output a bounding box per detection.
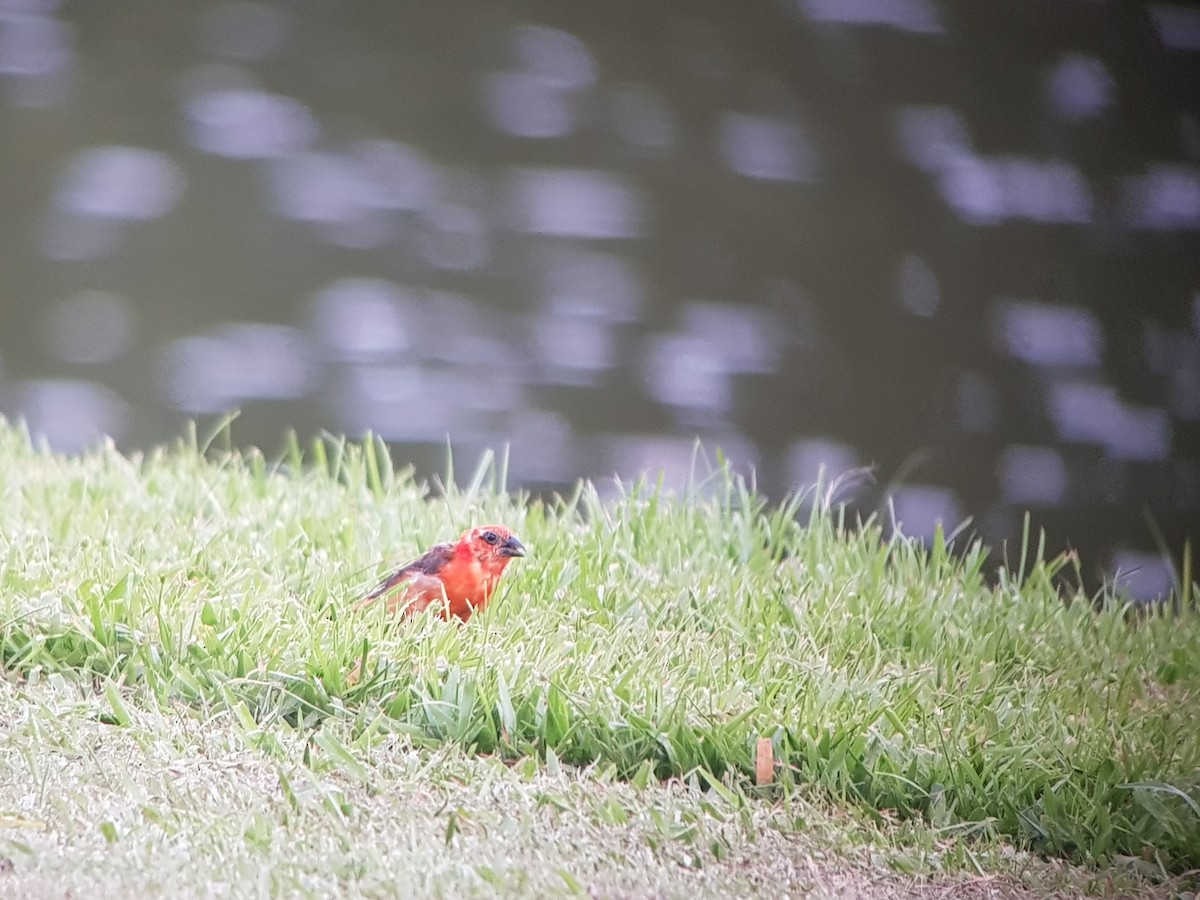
[1,418,1198,897]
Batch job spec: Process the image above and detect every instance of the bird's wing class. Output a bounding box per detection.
[357,541,456,610]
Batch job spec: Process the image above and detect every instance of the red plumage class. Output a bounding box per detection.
[358,525,526,621]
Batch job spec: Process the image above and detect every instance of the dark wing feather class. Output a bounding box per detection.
[359,541,455,606]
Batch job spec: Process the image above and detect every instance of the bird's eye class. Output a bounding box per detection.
[481,530,499,545]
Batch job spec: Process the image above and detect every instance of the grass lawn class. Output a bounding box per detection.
[1,420,1197,898]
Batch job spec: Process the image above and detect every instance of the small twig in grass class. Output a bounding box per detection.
[755,737,774,786]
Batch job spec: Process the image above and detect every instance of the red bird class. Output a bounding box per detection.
[357,525,526,621]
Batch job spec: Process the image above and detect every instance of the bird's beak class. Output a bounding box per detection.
[500,535,527,558]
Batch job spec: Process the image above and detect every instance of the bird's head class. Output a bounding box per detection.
[462,524,526,572]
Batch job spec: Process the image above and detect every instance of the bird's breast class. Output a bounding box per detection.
[437,558,499,619]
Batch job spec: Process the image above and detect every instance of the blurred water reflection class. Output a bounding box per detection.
[718,113,818,183]
[998,445,1069,508]
[1150,4,1200,50]
[992,301,1103,368]
[47,290,136,364]
[185,88,318,159]
[1045,53,1114,123]
[8,380,128,453]
[799,0,943,34]
[162,324,314,414]
[0,4,71,107]
[43,147,185,260]
[1,1,1198,601]
[507,168,643,238]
